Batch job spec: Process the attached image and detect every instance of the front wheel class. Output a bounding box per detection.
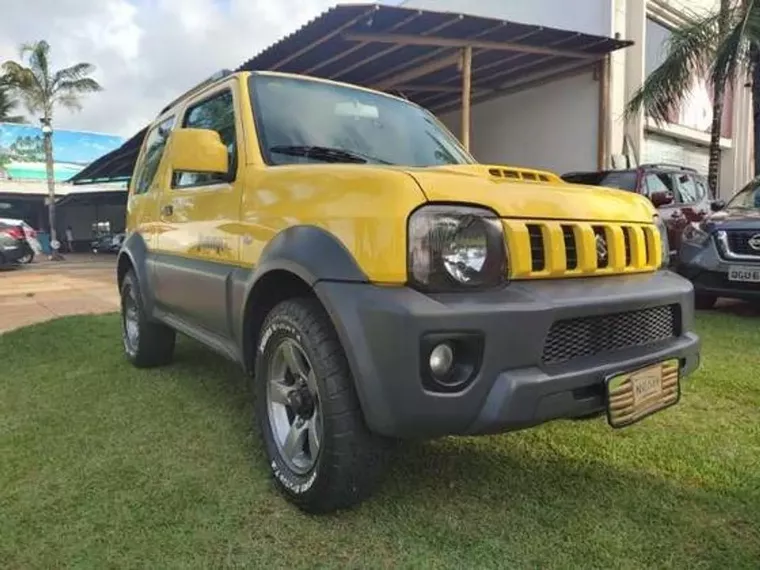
[18,250,34,264]
[120,270,176,368]
[254,297,390,514]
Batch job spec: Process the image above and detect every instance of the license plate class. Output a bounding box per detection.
[605,359,680,428]
[728,265,760,283]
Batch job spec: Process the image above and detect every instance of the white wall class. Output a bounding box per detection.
[439,72,599,174]
[400,0,612,36]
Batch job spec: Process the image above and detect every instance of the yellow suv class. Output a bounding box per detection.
[118,69,701,513]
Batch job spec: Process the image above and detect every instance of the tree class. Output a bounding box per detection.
[2,40,102,257]
[625,0,759,197]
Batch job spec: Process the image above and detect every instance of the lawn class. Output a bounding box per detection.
[1,310,759,569]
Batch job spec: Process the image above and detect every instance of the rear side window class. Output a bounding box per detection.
[671,172,700,203]
[643,172,674,196]
[133,116,175,195]
[693,175,709,201]
[174,89,237,188]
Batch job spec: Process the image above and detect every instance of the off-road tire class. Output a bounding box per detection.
[254,297,390,514]
[694,293,718,310]
[120,269,176,368]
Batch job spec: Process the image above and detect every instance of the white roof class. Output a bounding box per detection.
[0,179,126,196]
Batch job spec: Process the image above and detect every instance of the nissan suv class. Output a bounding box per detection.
[677,176,760,308]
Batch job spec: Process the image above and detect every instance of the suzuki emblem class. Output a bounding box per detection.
[749,233,760,251]
[595,233,608,264]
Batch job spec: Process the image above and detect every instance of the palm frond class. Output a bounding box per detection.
[0,82,26,123]
[54,92,83,112]
[711,2,754,90]
[626,11,722,124]
[19,41,51,90]
[56,77,103,95]
[52,62,97,86]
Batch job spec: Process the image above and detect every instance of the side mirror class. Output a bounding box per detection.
[710,199,726,211]
[166,128,229,176]
[650,190,674,207]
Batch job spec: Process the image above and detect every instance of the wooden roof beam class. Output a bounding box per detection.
[342,31,601,60]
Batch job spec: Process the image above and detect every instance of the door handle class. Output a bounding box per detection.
[161,204,173,216]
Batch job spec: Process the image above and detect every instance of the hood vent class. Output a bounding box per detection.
[487,166,561,184]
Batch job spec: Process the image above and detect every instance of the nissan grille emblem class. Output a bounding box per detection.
[749,233,760,251]
[595,233,608,263]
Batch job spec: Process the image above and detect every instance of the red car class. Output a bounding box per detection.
[562,164,724,263]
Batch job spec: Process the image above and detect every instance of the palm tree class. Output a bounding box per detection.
[2,41,102,258]
[624,0,758,197]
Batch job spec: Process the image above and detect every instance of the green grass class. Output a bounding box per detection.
[1,310,759,569]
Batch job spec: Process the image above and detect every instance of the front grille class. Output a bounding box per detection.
[542,305,679,365]
[724,230,760,257]
[503,220,661,279]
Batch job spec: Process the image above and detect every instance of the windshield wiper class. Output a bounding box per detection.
[269,145,393,165]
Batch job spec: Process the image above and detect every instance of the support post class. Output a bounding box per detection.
[597,55,610,169]
[461,46,472,151]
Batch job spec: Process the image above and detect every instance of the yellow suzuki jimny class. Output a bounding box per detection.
[118,69,700,513]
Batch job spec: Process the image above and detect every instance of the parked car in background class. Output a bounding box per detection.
[0,217,41,263]
[0,221,30,268]
[676,176,760,309]
[91,232,126,254]
[561,164,723,263]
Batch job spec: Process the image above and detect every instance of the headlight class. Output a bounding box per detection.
[653,214,670,268]
[682,222,710,246]
[408,204,507,291]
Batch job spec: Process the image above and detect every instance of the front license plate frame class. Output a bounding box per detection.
[727,265,760,283]
[605,359,681,429]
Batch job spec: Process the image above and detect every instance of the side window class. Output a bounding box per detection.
[693,175,709,201]
[133,116,175,195]
[174,89,237,188]
[671,172,699,203]
[643,172,674,196]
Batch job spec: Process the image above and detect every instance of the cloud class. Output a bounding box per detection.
[0,0,350,137]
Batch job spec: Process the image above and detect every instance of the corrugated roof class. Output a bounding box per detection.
[69,3,632,186]
[236,3,631,113]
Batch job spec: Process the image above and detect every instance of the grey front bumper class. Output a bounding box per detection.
[315,271,700,439]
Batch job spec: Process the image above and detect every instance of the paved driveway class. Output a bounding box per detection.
[0,255,119,334]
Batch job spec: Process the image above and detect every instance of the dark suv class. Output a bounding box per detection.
[676,176,760,308]
[562,164,723,262]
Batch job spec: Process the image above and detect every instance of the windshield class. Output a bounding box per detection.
[249,74,473,167]
[725,179,760,210]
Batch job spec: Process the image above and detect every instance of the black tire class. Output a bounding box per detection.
[120,270,176,368]
[695,293,718,310]
[19,250,34,264]
[254,297,390,514]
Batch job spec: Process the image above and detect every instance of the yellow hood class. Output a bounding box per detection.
[403,165,656,224]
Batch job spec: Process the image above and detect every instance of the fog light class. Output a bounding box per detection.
[429,343,454,376]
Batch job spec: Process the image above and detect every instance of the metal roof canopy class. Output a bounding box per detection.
[70,3,632,185]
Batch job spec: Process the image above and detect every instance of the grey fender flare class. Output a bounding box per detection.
[117,232,155,314]
[235,224,370,371]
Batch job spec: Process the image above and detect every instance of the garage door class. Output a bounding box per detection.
[642,132,711,175]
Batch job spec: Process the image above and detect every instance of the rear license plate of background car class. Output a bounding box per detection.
[728,266,760,283]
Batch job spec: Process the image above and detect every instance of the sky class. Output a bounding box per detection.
[0,0,380,139]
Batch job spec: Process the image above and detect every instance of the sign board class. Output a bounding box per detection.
[0,123,124,183]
